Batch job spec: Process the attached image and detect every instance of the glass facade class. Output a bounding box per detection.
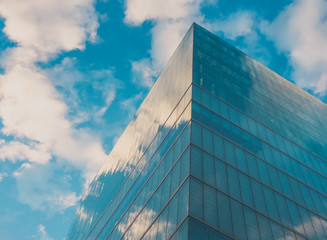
[67,23,327,239]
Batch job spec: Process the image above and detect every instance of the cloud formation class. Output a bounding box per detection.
[0,171,7,182]
[210,11,255,40]
[125,0,327,97]
[125,0,208,87]
[124,0,203,25]
[47,57,121,122]
[0,0,108,211]
[38,224,54,240]
[131,58,157,88]
[118,207,169,239]
[0,141,50,164]
[0,0,98,61]
[124,0,258,89]
[14,162,80,212]
[261,0,327,95]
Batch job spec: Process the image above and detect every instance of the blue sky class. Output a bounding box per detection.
[0,0,326,239]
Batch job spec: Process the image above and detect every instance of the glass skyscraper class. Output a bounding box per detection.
[67,23,327,240]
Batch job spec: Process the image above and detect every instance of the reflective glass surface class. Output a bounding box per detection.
[68,23,327,240]
[192,24,327,160]
[67,24,194,240]
[190,23,327,240]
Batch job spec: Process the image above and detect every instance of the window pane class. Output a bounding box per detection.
[203,152,215,186]
[189,217,209,240]
[257,214,273,240]
[244,207,260,239]
[191,122,202,147]
[231,199,247,239]
[213,134,224,160]
[191,146,202,179]
[217,192,233,236]
[227,166,241,200]
[190,178,203,219]
[203,127,213,154]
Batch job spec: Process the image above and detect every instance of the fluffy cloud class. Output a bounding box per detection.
[124,0,203,26]
[0,0,98,62]
[0,58,108,183]
[0,0,109,211]
[260,0,327,95]
[210,11,255,40]
[0,141,50,164]
[131,58,157,88]
[15,162,80,212]
[125,0,257,88]
[125,0,207,84]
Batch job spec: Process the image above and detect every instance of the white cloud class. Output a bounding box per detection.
[125,0,208,81]
[38,224,54,240]
[131,58,157,88]
[206,11,273,67]
[75,205,94,228]
[125,0,257,88]
[0,65,69,140]
[0,0,110,212]
[15,162,80,212]
[0,141,51,164]
[47,57,121,121]
[124,0,203,25]
[150,19,196,69]
[0,172,8,182]
[291,215,327,239]
[210,11,255,40]
[118,207,169,239]
[96,89,116,117]
[260,0,327,95]
[0,0,98,62]
[120,92,144,119]
[0,63,108,183]
[13,163,32,177]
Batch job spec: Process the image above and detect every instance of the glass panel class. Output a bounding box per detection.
[170,218,188,240]
[215,160,228,193]
[203,152,215,186]
[190,178,204,219]
[217,192,233,236]
[213,134,224,160]
[239,173,254,207]
[203,127,213,154]
[227,166,241,200]
[191,146,202,179]
[257,214,273,240]
[192,122,202,147]
[231,199,247,239]
[189,217,209,240]
[203,184,218,227]
[244,207,260,239]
